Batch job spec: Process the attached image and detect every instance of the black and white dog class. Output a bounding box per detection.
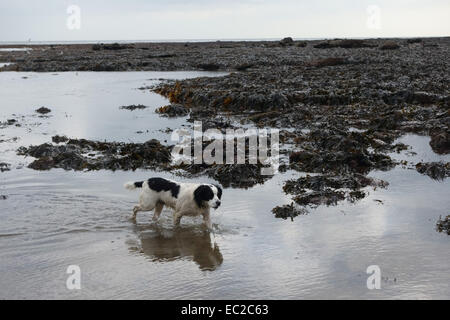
[124,178,222,229]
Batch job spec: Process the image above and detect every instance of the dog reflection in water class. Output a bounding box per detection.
[129,225,223,271]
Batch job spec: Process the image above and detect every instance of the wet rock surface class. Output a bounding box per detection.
[274,173,387,214]
[0,162,11,172]
[35,107,51,114]
[314,39,376,49]
[430,129,450,154]
[379,41,400,50]
[436,215,450,235]
[0,119,20,128]
[156,104,189,117]
[119,104,148,111]
[416,162,450,180]
[17,138,171,171]
[16,136,269,188]
[272,203,308,221]
[177,162,270,189]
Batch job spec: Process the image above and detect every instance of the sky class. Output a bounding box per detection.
[0,0,449,42]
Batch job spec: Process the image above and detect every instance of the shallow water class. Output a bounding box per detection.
[0,72,449,299]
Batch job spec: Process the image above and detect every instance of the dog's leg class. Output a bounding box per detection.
[152,202,164,221]
[173,210,183,227]
[202,210,213,231]
[132,205,142,221]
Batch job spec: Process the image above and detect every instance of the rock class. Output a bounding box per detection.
[205,163,269,188]
[235,63,254,71]
[416,162,450,180]
[430,130,450,154]
[52,135,69,143]
[197,63,220,71]
[293,189,346,206]
[296,41,307,48]
[436,215,450,235]
[119,104,148,111]
[35,107,51,114]
[272,203,307,221]
[313,41,334,49]
[289,129,396,174]
[0,162,11,172]
[155,104,189,117]
[313,39,374,49]
[280,37,294,46]
[335,39,375,48]
[94,43,132,51]
[92,64,116,71]
[382,90,442,105]
[406,38,422,44]
[283,174,386,193]
[380,41,400,50]
[312,57,347,67]
[281,173,387,207]
[18,138,172,171]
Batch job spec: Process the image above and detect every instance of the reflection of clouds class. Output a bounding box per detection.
[0,72,222,143]
[129,224,223,271]
[389,134,450,163]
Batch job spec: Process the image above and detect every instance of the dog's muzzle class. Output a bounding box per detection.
[213,201,221,209]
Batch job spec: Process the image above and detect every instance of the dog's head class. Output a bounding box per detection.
[194,184,222,210]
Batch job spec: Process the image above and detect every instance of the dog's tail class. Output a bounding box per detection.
[124,181,144,190]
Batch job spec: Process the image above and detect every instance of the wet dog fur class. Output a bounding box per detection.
[124,177,222,229]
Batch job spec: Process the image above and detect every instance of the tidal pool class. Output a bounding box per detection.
[0,72,449,299]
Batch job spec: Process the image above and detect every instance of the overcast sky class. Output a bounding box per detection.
[0,0,449,42]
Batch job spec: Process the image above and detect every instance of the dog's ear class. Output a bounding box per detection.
[213,184,222,199]
[194,185,214,208]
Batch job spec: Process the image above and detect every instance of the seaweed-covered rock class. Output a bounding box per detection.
[35,107,51,114]
[18,138,171,171]
[283,174,387,194]
[436,215,450,235]
[279,37,294,46]
[120,104,148,111]
[313,39,374,49]
[430,130,450,154]
[272,203,307,221]
[0,162,11,172]
[293,189,346,206]
[52,135,69,144]
[312,57,347,68]
[406,38,422,44]
[92,43,132,51]
[235,63,254,71]
[178,162,270,189]
[380,41,400,50]
[416,162,450,180]
[289,129,396,174]
[156,104,189,117]
[197,63,220,71]
[281,173,387,208]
